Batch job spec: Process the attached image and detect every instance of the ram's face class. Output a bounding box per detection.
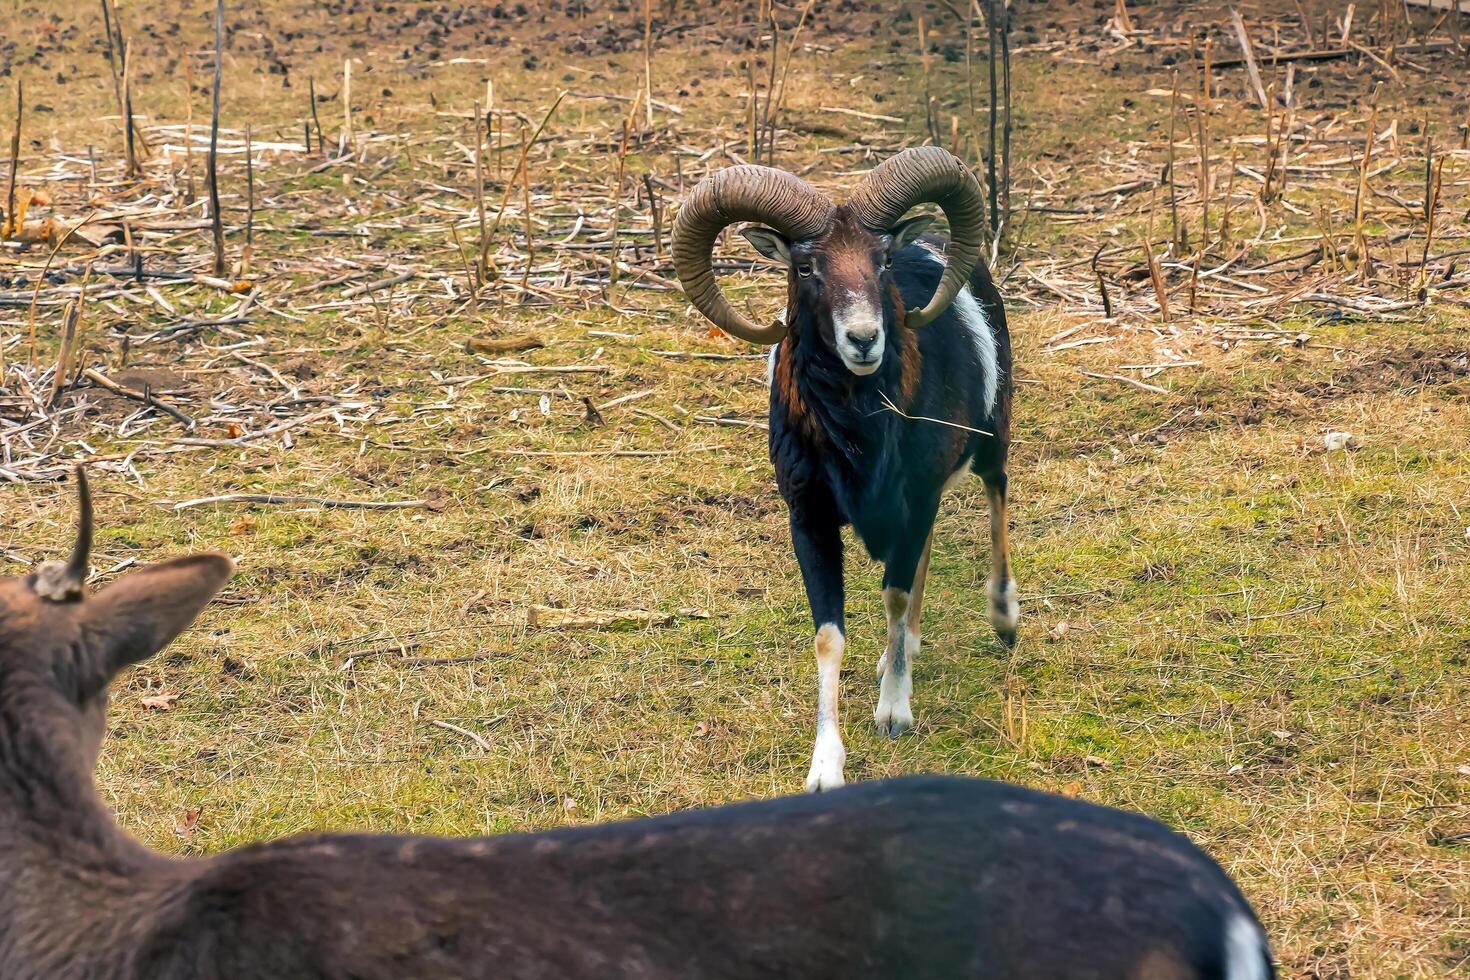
[795,215,890,375]
[743,209,933,377]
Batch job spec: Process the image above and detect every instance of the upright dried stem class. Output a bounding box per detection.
[759,7,779,163]
[308,76,325,157]
[3,79,19,243]
[99,0,124,114]
[1417,154,1445,301]
[474,101,488,289]
[183,57,197,203]
[610,116,631,293]
[241,125,254,277]
[1352,89,1381,278]
[916,8,938,144]
[1142,236,1171,322]
[745,57,758,159]
[765,0,818,165]
[642,172,664,260]
[643,0,655,131]
[208,0,227,277]
[342,58,353,153]
[984,0,999,236]
[48,266,92,408]
[1168,71,1181,248]
[121,38,139,178]
[518,123,535,300]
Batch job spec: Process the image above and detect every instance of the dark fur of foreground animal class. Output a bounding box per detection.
[0,475,1274,979]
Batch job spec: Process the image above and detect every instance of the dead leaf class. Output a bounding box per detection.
[230,515,255,535]
[230,280,254,294]
[140,691,180,711]
[69,222,125,247]
[173,807,201,839]
[225,422,244,439]
[10,217,59,247]
[1083,755,1110,768]
[693,721,710,737]
[1061,781,1082,798]
[1457,764,1470,777]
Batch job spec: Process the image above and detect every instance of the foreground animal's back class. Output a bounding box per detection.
[136,776,1268,979]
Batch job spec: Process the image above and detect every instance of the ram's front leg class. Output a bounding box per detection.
[790,513,846,792]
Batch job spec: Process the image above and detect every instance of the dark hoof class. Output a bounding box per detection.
[875,711,913,739]
[996,628,1017,649]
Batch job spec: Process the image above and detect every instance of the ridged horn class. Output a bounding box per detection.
[847,146,987,328]
[671,166,834,344]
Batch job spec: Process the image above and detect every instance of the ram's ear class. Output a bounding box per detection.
[887,214,936,255]
[77,554,235,679]
[740,226,792,267]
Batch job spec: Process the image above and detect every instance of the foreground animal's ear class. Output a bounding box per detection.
[887,214,936,256]
[77,554,235,678]
[740,226,792,267]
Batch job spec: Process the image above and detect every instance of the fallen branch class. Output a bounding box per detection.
[168,493,431,511]
[1078,369,1170,395]
[428,719,491,754]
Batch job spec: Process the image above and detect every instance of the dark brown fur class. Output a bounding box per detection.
[890,280,922,408]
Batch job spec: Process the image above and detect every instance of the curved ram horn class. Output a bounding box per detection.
[846,146,987,328]
[671,166,834,345]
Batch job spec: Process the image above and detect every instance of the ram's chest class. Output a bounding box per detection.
[772,336,823,445]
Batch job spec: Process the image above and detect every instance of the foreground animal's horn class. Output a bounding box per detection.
[847,147,986,328]
[33,466,93,602]
[672,166,834,344]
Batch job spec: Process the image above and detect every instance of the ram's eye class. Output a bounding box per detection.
[883,253,893,269]
[796,263,814,278]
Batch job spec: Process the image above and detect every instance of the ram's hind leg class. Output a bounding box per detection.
[877,530,931,683]
[982,473,1018,647]
[876,527,934,738]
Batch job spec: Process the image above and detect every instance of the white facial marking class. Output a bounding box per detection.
[831,289,885,376]
[806,624,847,792]
[875,588,915,737]
[921,249,1000,413]
[1223,915,1271,980]
[987,577,1019,634]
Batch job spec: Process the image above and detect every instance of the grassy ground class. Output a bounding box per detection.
[3,1,1469,975]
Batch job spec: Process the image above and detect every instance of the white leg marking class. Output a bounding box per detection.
[875,589,915,737]
[920,249,1000,414]
[987,577,1019,634]
[1223,914,1271,980]
[805,624,847,793]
